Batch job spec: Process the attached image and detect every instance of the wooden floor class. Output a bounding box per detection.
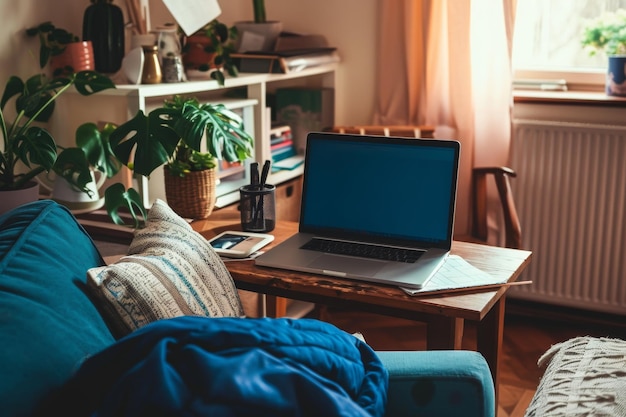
[317,299,626,417]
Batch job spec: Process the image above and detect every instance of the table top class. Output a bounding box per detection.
[193,211,533,322]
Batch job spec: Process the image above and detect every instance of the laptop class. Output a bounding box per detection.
[255,132,461,289]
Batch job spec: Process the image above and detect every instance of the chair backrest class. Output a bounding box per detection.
[327,125,435,138]
[472,167,522,249]
[328,125,522,249]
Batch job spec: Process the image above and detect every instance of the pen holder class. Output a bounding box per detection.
[239,184,276,232]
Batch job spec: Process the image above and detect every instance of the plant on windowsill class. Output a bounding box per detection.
[581,9,626,96]
[0,70,115,214]
[105,95,254,227]
[581,9,626,56]
[182,19,239,86]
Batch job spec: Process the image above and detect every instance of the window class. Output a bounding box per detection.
[512,0,626,88]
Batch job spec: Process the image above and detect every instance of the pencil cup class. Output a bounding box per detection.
[239,184,276,233]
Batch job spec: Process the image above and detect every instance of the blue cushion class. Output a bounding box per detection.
[0,200,115,416]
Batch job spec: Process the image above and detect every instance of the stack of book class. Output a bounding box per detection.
[270,123,303,170]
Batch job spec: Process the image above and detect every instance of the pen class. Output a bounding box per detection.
[250,162,259,187]
[259,160,271,188]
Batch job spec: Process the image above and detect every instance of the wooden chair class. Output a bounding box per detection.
[328,125,435,138]
[464,166,521,249]
[327,126,522,249]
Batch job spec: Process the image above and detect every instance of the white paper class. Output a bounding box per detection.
[401,255,505,295]
[162,0,221,36]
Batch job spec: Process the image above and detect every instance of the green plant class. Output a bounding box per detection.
[52,122,122,196]
[25,21,80,69]
[581,9,626,56]
[253,0,267,23]
[105,95,254,227]
[183,19,239,86]
[0,70,115,192]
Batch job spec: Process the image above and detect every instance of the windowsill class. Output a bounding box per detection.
[513,89,626,107]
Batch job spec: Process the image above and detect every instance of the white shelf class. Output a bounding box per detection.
[61,64,337,208]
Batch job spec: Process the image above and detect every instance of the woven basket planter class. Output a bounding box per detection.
[163,166,216,219]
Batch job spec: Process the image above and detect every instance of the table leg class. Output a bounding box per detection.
[426,315,464,350]
[477,296,506,405]
[265,295,288,318]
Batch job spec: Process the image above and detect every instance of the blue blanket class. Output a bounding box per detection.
[37,316,388,417]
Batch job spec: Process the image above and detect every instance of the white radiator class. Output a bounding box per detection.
[509,119,626,314]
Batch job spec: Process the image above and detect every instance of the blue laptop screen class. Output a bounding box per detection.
[299,133,460,248]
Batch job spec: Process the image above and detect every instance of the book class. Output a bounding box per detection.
[271,144,297,162]
[270,123,293,145]
[272,155,305,171]
[271,139,294,151]
[233,48,339,74]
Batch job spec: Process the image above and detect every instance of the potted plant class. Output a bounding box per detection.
[235,0,282,52]
[26,21,96,78]
[0,70,115,214]
[105,95,254,226]
[581,9,626,96]
[182,19,239,86]
[40,122,123,212]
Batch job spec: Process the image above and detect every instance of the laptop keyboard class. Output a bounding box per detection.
[301,238,424,263]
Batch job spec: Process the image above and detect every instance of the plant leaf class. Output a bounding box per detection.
[73,71,116,95]
[52,147,94,195]
[1,76,24,110]
[109,108,180,177]
[104,183,146,228]
[15,126,57,171]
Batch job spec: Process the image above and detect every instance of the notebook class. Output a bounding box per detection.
[254,132,461,289]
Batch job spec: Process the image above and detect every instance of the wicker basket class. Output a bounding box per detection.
[163,166,216,219]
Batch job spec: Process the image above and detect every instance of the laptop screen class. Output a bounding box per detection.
[299,132,460,249]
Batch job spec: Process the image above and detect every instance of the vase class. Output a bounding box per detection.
[82,0,125,74]
[141,45,162,84]
[0,181,40,216]
[163,167,216,219]
[606,55,626,97]
[49,41,95,77]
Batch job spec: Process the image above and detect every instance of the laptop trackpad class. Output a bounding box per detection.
[307,254,385,276]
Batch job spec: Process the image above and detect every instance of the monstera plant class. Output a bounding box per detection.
[105,95,254,227]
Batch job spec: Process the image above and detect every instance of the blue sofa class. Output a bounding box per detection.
[0,200,495,417]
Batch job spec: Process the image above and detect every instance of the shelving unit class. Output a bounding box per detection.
[54,63,338,210]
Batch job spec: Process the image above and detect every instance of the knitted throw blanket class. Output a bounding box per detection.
[525,336,626,417]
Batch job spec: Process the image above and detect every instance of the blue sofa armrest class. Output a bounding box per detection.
[377,350,495,417]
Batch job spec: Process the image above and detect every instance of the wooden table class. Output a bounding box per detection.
[192,210,533,399]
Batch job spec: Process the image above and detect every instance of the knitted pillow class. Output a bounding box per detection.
[87,199,244,337]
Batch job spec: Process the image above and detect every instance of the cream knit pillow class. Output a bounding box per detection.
[87,199,244,337]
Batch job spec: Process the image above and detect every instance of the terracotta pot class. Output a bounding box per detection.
[49,41,96,77]
[163,166,216,219]
[182,35,218,71]
[0,181,40,216]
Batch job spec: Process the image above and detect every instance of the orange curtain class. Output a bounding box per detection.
[375,0,516,240]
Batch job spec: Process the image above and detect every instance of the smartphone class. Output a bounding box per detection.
[207,231,274,258]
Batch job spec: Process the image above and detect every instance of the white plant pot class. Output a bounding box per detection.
[0,181,40,216]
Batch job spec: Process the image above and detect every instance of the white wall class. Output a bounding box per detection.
[1,0,379,126]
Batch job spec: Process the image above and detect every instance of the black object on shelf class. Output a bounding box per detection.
[83,0,125,73]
